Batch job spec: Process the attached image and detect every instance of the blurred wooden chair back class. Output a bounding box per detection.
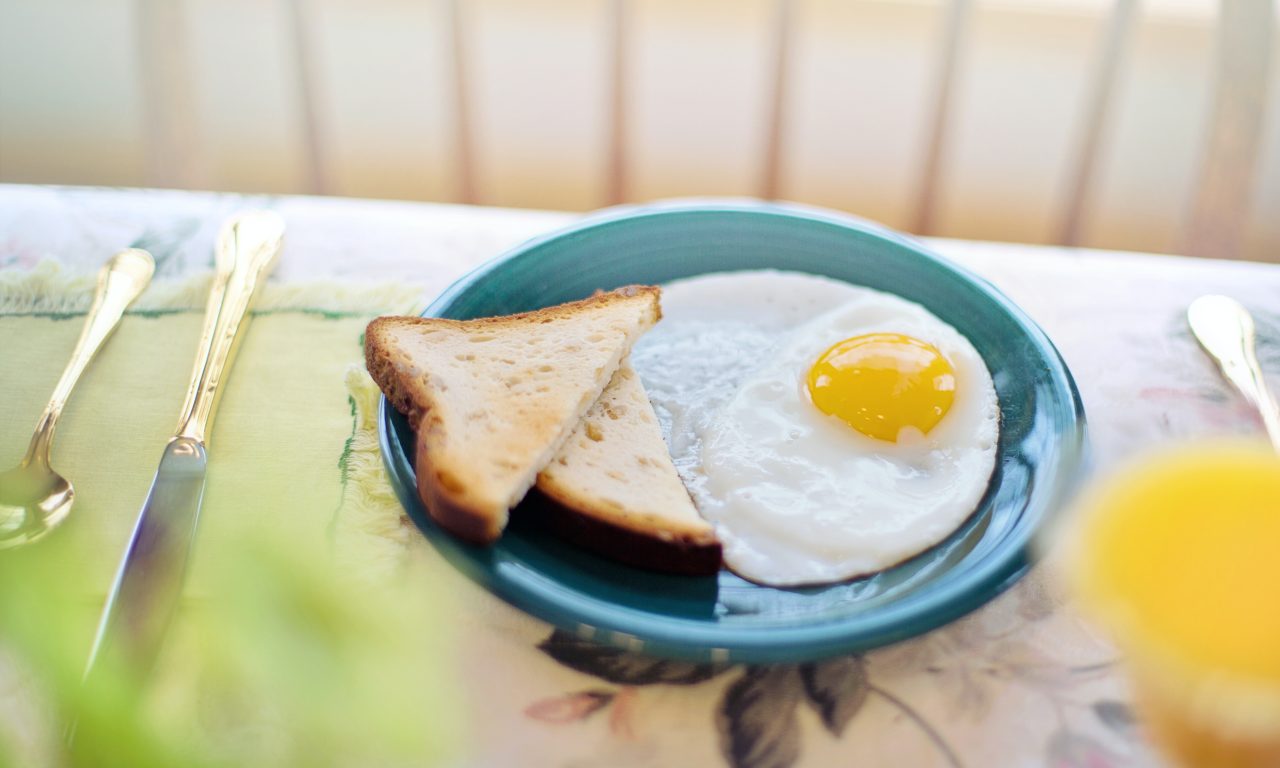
[127,0,1276,260]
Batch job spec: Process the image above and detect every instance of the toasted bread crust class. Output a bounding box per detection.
[365,285,661,423]
[364,335,427,425]
[368,332,508,542]
[415,428,502,543]
[535,472,717,542]
[527,488,722,576]
[366,286,661,544]
[533,358,719,569]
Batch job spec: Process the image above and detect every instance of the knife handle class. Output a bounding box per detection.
[174,211,284,444]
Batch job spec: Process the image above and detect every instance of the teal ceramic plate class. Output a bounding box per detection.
[378,200,1086,663]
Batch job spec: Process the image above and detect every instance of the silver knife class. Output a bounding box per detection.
[84,211,284,680]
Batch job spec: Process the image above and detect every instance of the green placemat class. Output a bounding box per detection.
[0,262,459,766]
[0,262,427,594]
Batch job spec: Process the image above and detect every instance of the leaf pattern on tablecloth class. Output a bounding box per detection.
[799,656,868,737]
[1092,700,1138,739]
[533,633,961,768]
[873,595,1118,718]
[1252,308,1280,367]
[538,630,729,685]
[128,217,202,276]
[717,666,805,768]
[1046,728,1125,768]
[530,569,1140,767]
[524,690,614,723]
[1015,574,1060,622]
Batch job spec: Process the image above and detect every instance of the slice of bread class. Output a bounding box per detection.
[535,359,722,575]
[365,286,660,544]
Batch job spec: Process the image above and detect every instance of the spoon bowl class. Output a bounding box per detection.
[0,249,153,549]
[0,462,74,546]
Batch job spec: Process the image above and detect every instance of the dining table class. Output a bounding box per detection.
[1,183,1277,768]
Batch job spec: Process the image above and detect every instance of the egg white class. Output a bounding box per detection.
[631,271,999,587]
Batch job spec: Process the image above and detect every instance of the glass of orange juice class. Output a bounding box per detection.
[1063,440,1280,767]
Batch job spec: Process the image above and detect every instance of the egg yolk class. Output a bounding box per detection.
[806,333,956,442]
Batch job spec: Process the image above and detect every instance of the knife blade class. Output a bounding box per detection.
[84,438,207,676]
[83,211,284,682]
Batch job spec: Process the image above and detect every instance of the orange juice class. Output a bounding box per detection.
[1065,441,1280,767]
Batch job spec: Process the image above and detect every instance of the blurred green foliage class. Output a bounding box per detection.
[0,531,459,767]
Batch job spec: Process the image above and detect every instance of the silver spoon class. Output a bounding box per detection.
[1187,294,1280,451]
[0,249,155,548]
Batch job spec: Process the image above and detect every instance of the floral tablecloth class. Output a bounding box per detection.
[2,184,1278,768]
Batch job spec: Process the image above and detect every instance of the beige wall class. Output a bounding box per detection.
[1,0,1276,261]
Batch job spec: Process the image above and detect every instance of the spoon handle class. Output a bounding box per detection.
[1187,295,1280,452]
[24,249,155,466]
[172,211,284,445]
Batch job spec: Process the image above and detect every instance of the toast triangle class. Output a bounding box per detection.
[365,286,660,543]
[536,359,722,574]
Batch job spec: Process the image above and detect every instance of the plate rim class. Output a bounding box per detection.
[377,198,1088,662]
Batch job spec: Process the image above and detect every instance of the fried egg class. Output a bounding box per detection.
[631,271,999,587]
